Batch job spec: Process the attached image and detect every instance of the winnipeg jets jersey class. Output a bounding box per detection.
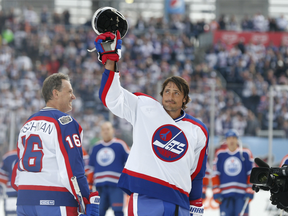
[212,147,254,198]
[280,154,288,167]
[99,69,209,210]
[0,149,18,197]
[12,108,89,207]
[88,138,129,187]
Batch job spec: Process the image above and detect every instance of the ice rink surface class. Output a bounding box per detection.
[1,188,288,216]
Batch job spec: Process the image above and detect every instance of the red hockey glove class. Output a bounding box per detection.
[94,30,122,65]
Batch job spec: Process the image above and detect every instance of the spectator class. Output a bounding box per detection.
[253,12,268,32]
[268,17,278,32]
[209,19,219,31]
[276,15,288,31]
[241,15,253,31]
[245,86,261,115]
[237,38,246,54]
[13,22,27,52]
[0,10,7,33]
[232,111,247,136]
[245,110,260,136]
[6,7,15,25]
[88,122,130,216]
[2,26,14,44]
[23,5,38,26]
[218,14,226,30]
[46,55,60,75]
[52,12,61,24]
[40,6,50,24]
[135,15,147,31]
[227,15,238,31]
[183,15,194,37]
[63,9,70,26]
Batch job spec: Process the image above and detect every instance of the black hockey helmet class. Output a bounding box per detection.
[91,7,128,39]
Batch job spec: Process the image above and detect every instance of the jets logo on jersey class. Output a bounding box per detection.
[96,147,115,166]
[152,124,188,162]
[224,156,242,176]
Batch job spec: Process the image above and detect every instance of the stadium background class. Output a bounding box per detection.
[0,0,288,215]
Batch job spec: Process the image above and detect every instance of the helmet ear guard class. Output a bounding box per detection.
[91,7,128,39]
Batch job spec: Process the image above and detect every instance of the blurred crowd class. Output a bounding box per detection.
[0,6,288,160]
[211,13,288,32]
[205,33,288,137]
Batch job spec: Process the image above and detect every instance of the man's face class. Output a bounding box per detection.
[162,82,185,114]
[101,123,114,142]
[57,80,76,113]
[226,136,238,152]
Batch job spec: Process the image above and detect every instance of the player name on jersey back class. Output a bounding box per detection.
[21,121,54,135]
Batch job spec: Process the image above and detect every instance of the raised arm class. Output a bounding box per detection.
[105,59,117,72]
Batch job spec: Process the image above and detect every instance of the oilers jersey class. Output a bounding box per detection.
[12,108,89,207]
[212,147,254,198]
[88,138,129,187]
[99,69,209,210]
[0,149,18,197]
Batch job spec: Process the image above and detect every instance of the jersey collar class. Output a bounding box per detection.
[41,107,58,111]
[174,110,186,122]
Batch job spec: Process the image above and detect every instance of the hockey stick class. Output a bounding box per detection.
[239,197,249,216]
[71,176,86,214]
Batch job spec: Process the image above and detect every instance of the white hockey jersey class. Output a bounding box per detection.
[12,108,89,207]
[99,69,209,210]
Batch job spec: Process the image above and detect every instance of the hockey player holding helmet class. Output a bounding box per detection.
[90,6,209,216]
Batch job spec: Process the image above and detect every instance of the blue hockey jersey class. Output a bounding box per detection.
[0,149,18,197]
[88,138,129,187]
[280,154,288,167]
[212,147,254,198]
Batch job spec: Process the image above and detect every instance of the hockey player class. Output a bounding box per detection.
[280,154,288,166]
[0,149,18,215]
[212,129,254,216]
[12,73,99,216]
[87,121,129,216]
[94,31,209,215]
